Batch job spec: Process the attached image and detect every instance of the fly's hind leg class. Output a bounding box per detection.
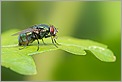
[19,43,28,50]
[19,45,27,50]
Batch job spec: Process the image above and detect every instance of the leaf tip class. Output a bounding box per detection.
[33,70,37,75]
[113,55,116,62]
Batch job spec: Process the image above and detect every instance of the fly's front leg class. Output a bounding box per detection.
[51,36,58,48]
[54,38,60,45]
[45,35,58,47]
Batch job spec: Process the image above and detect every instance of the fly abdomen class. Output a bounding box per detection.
[18,32,34,46]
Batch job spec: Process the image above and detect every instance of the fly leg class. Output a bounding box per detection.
[34,33,40,51]
[45,35,59,47]
[51,36,58,48]
[19,45,27,50]
[54,38,60,45]
[36,38,39,51]
[42,38,46,45]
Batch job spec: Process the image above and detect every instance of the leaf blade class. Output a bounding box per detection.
[88,46,116,62]
[1,29,116,75]
[2,47,37,75]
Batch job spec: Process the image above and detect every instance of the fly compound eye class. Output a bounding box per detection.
[50,25,58,36]
[50,25,54,35]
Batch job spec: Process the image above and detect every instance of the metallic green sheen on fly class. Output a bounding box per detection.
[12,24,59,51]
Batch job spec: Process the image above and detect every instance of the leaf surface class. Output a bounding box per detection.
[1,29,116,75]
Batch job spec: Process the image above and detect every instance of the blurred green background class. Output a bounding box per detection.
[1,1,121,81]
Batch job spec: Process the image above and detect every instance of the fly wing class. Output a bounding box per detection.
[12,26,36,36]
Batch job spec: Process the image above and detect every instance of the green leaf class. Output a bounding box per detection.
[2,47,37,75]
[88,46,116,62]
[57,37,116,62]
[2,29,116,75]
